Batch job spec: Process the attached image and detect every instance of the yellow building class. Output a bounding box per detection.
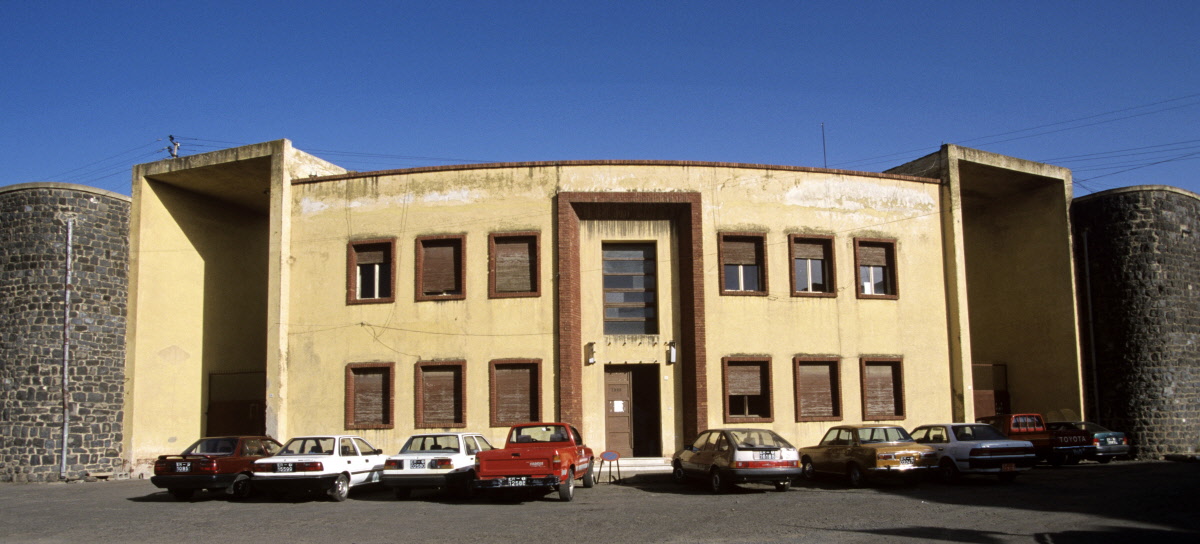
[124,140,1082,476]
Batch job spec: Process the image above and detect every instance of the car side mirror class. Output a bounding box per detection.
[374,449,383,455]
[686,446,698,453]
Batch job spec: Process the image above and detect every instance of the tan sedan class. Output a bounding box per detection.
[799,425,938,486]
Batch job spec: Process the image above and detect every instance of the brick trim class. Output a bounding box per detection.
[344,362,395,430]
[488,359,542,427]
[793,357,843,422]
[415,234,467,302]
[722,356,774,424]
[788,234,837,298]
[860,356,906,421]
[346,238,396,305]
[488,231,541,299]
[414,360,467,428]
[853,238,900,300]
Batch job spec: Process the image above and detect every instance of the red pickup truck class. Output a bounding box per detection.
[473,423,595,501]
[977,413,1094,466]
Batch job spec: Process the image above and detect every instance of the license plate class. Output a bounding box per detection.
[1107,438,1120,445]
[899,456,914,465]
[1001,463,1015,472]
[175,462,190,472]
[410,460,425,470]
[277,463,294,473]
[503,477,527,487]
[755,451,777,460]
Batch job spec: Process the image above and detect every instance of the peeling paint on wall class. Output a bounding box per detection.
[784,178,936,213]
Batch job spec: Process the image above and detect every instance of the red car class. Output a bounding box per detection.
[152,436,282,500]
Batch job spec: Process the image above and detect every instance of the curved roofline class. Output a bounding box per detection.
[0,182,131,202]
[1074,184,1200,204]
[292,159,939,186]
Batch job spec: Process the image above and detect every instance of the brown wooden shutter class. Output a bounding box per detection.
[353,368,387,425]
[495,237,534,292]
[793,241,825,260]
[857,244,888,266]
[422,366,462,424]
[722,237,760,265]
[494,364,536,423]
[798,363,836,417]
[356,247,386,265]
[422,242,460,294]
[864,363,900,417]
[727,363,765,395]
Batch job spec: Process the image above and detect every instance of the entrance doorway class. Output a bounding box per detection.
[207,371,266,436]
[604,365,662,457]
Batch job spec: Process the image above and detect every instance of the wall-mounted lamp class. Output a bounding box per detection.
[585,342,596,365]
[667,341,677,365]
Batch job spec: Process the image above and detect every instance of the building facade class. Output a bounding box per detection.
[1,183,129,482]
[123,140,1084,476]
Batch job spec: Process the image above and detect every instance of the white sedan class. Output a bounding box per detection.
[910,423,1036,482]
[252,435,388,501]
[381,432,493,499]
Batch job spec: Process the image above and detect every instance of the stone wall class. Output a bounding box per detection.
[0,183,129,481]
[1072,186,1200,459]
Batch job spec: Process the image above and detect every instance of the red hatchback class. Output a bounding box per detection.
[152,436,282,500]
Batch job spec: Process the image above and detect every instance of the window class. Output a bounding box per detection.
[790,235,835,296]
[602,243,658,334]
[489,359,541,427]
[794,357,841,421]
[855,239,897,298]
[490,232,539,298]
[722,357,772,422]
[415,361,466,428]
[344,363,394,429]
[720,234,766,295]
[861,357,904,420]
[416,235,465,301]
[347,239,395,304]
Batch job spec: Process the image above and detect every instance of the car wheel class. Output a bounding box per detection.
[939,459,960,484]
[558,469,575,502]
[228,473,252,500]
[1097,457,1113,464]
[800,457,816,481]
[846,464,865,487]
[774,480,792,492]
[393,487,411,500]
[709,470,727,494]
[998,472,1018,483]
[328,474,349,502]
[672,463,687,484]
[168,488,194,501]
[582,463,595,488]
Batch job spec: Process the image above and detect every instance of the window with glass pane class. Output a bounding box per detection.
[603,243,658,334]
[720,234,765,294]
[723,358,772,422]
[791,236,833,295]
[349,240,394,304]
[855,240,897,297]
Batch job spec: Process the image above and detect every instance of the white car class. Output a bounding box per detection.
[910,423,1037,483]
[252,435,388,501]
[382,432,494,499]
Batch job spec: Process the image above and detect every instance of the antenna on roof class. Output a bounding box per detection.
[168,135,180,158]
[821,123,828,169]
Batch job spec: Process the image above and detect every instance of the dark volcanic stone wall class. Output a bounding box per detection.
[1072,186,1200,459]
[0,183,129,481]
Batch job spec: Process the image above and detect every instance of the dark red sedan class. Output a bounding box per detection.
[151,436,282,500]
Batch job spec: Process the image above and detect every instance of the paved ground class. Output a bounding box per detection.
[1,460,1198,543]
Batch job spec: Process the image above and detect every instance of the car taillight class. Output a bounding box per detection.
[154,459,168,474]
[431,458,453,469]
[194,459,218,474]
[552,453,562,464]
[1123,437,1129,445]
[297,462,323,472]
[877,453,894,460]
[922,452,937,459]
[384,459,403,470]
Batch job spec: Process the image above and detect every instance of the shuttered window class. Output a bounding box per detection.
[855,239,897,298]
[345,363,394,429]
[790,235,834,295]
[416,362,466,428]
[490,233,539,297]
[490,360,540,427]
[603,243,658,334]
[723,358,772,422]
[348,240,395,304]
[720,234,766,294]
[416,236,465,301]
[795,359,841,421]
[861,359,904,420]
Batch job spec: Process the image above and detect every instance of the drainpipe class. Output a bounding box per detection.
[59,213,76,480]
[1081,229,1100,421]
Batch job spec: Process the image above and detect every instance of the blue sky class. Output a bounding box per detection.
[3,1,1198,197]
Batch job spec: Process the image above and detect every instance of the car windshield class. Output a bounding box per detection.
[729,430,792,449]
[857,427,912,444]
[280,437,335,455]
[184,438,237,455]
[953,424,1008,441]
[510,425,569,443]
[401,435,461,453]
[1079,422,1111,433]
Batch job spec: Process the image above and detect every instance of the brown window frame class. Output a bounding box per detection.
[853,238,899,300]
[719,233,768,296]
[344,362,395,430]
[347,238,396,305]
[794,357,842,422]
[789,235,836,297]
[860,357,905,421]
[414,360,467,428]
[722,356,773,423]
[488,359,542,427]
[415,235,466,302]
[488,232,540,299]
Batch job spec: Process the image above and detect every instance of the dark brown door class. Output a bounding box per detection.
[605,368,633,457]
[972,364,1010,419]
[206,371,266,436]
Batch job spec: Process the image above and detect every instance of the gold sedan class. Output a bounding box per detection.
[799,425,938,486]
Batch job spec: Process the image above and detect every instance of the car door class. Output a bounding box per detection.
[352,437,384,483]
[681,432,714,475]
